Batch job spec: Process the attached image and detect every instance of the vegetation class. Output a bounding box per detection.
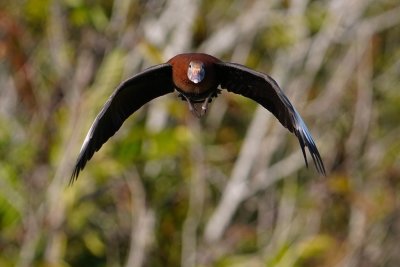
[1,0,399,266]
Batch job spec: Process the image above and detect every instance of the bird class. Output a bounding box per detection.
[70,53,326,183]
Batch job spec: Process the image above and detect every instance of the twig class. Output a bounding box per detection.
[181,118,206,267]
[124,169,155,267]
[204,108,271,242]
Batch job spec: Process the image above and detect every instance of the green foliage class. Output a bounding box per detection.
[23,0,51,29]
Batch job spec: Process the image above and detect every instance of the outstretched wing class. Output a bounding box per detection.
[216,62,326,175]
[71,63,174,183]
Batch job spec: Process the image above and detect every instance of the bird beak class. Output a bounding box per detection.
[187,62,205,84]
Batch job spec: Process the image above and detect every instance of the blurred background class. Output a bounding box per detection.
[1,0,400,266]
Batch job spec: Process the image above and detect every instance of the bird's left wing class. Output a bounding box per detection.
[216,62,325,175]
[71,63,174,183]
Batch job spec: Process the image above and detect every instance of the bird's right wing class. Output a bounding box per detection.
[71,63,174,183]
[216,62,326,175]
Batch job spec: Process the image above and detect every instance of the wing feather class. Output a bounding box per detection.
[216,62,326,175]
[71,63,174,183]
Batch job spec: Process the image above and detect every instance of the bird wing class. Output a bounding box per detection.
[216,62,326,175]
[71,63,174,182]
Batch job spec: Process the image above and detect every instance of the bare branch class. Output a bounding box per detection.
[124,170,155,267]
[181,119,207,267]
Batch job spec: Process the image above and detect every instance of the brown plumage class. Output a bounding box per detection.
[71,53,326,183]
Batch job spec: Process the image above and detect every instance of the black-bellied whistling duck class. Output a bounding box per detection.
[70,53,326,183]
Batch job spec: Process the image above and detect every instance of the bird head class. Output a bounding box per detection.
[187,61,205,84]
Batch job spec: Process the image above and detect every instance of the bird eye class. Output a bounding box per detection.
[189,63,192,68]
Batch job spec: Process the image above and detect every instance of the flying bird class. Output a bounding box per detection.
[71,53,326,183]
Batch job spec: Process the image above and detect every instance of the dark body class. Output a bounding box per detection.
[71,53,326,182]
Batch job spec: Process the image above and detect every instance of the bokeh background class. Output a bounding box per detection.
[1,0,400,266]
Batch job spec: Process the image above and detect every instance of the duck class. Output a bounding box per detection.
[70,53,326,183]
